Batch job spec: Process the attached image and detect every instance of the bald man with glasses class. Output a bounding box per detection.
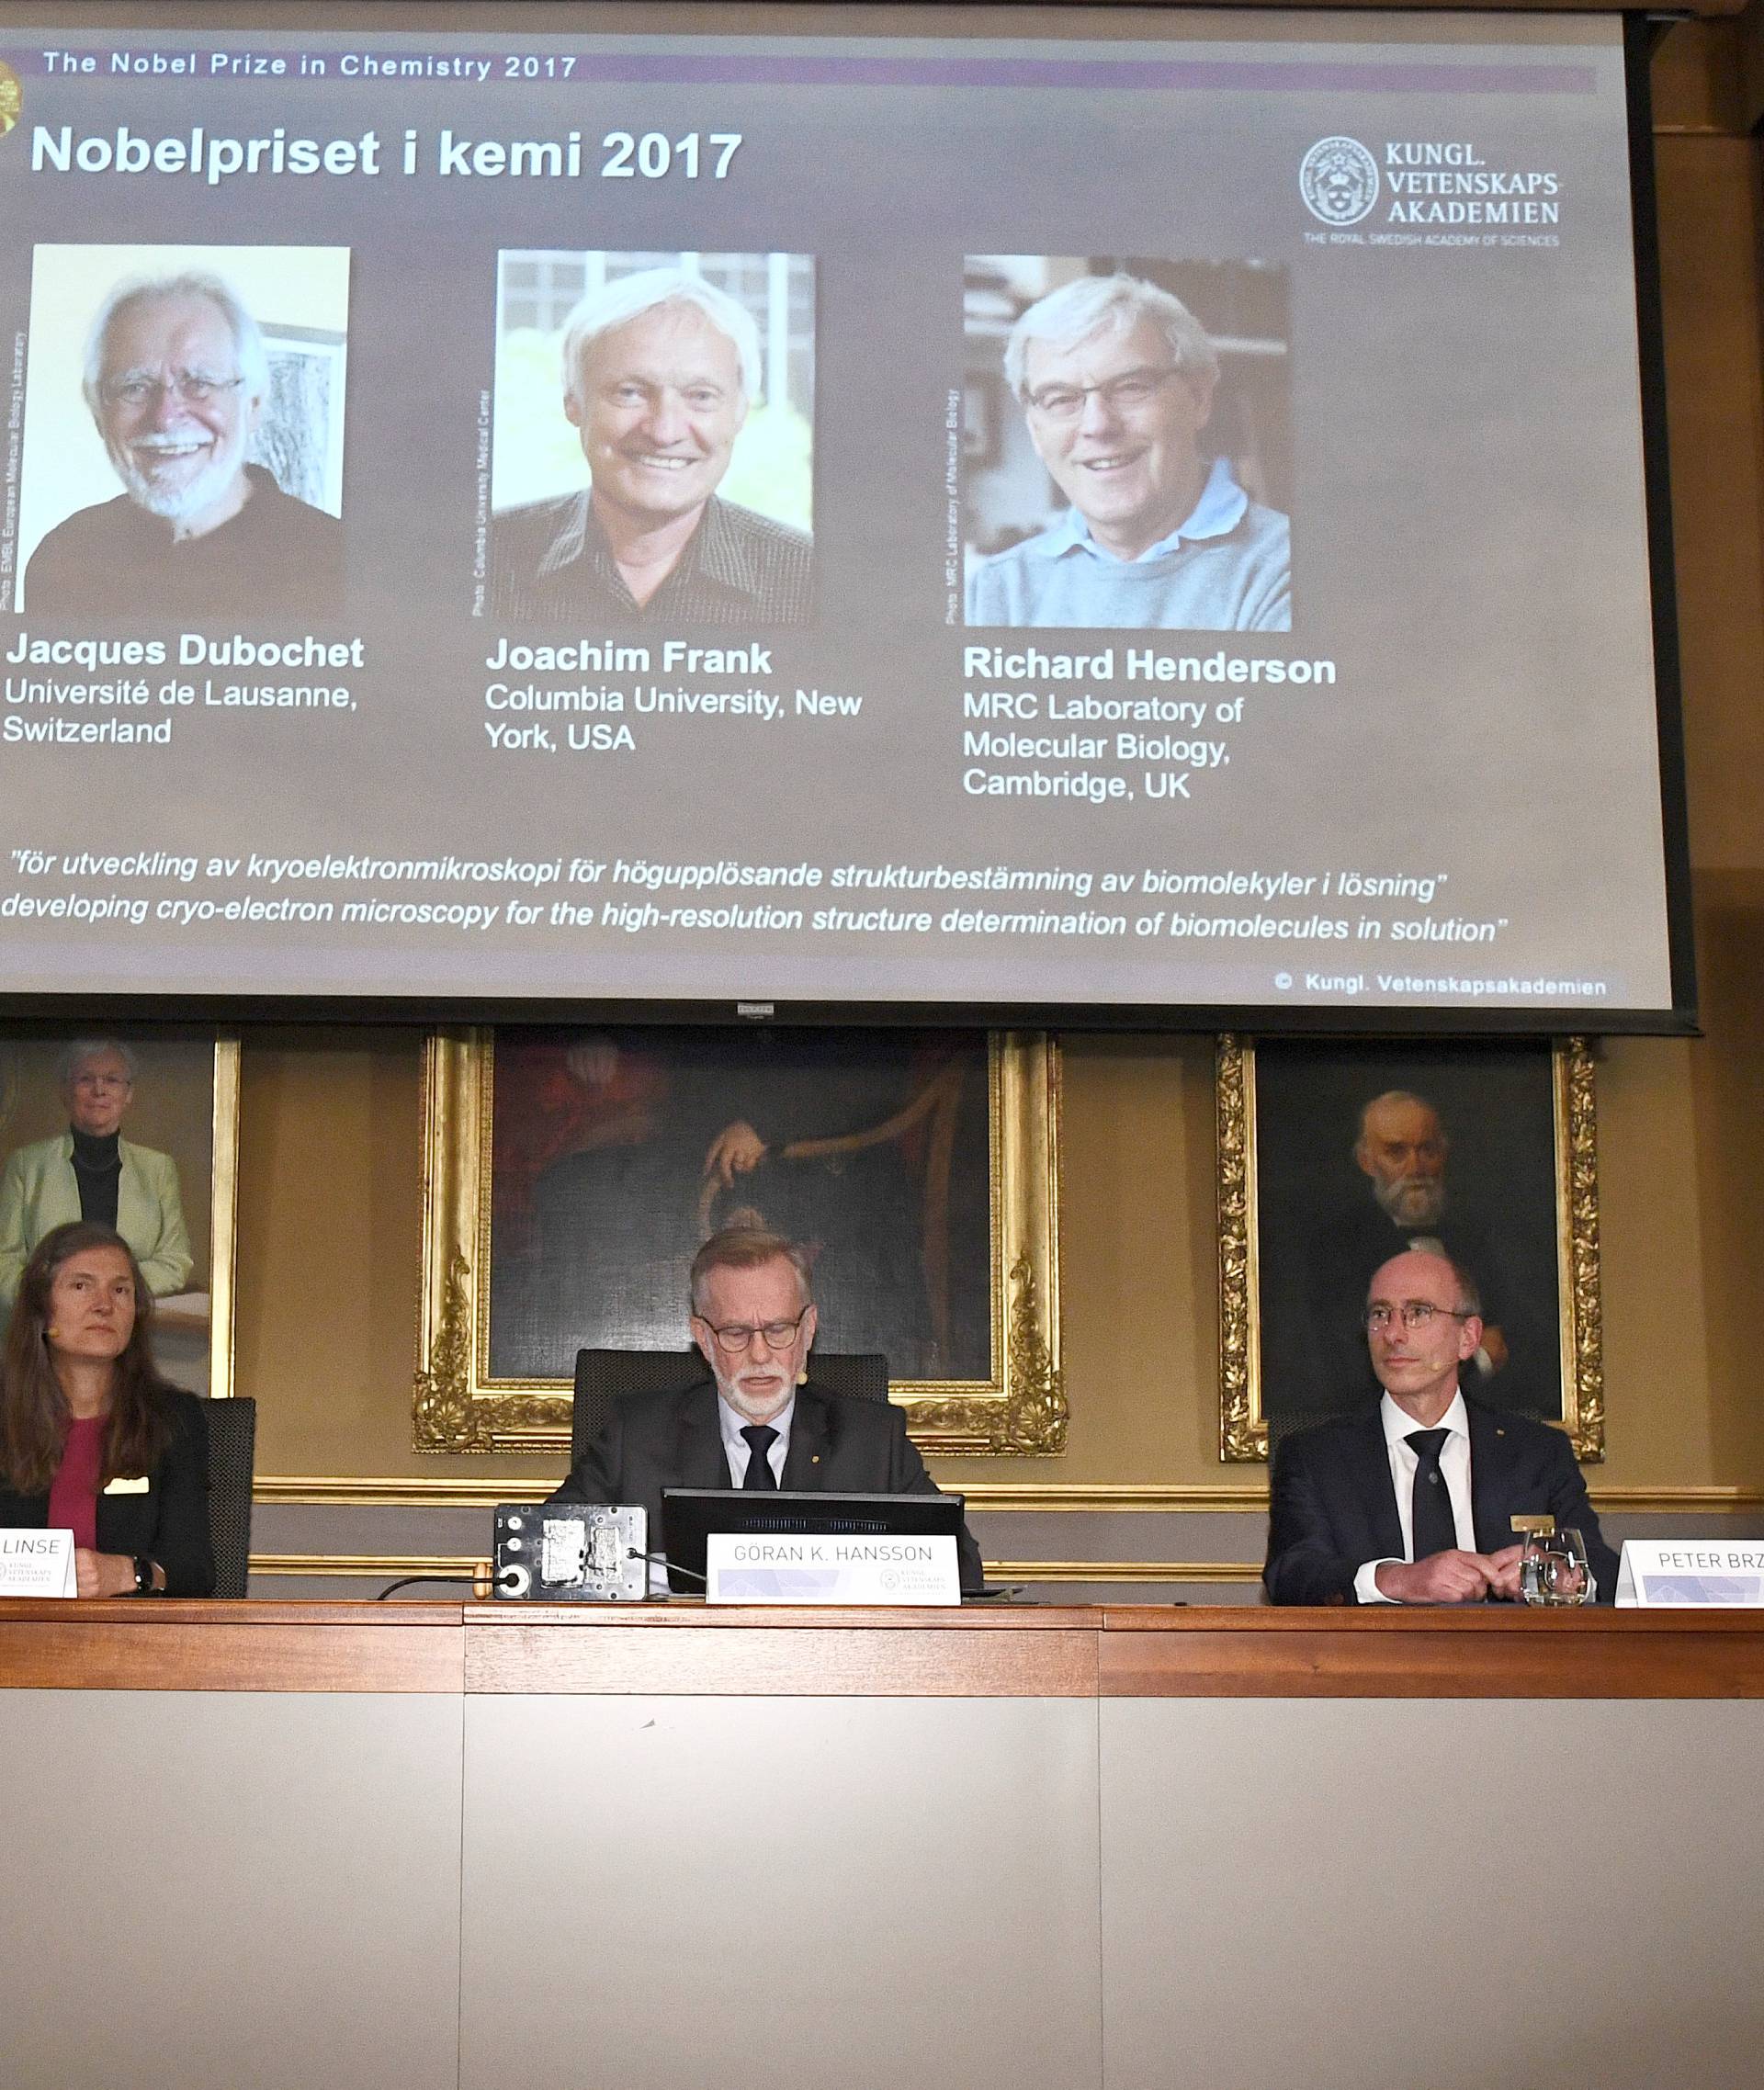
[549,1224,983,1592]
[1263,1248,1617,1606]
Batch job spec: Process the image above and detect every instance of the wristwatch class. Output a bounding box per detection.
[131,1556,158,1596]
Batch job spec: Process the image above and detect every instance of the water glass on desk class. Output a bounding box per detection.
[1519,1525,1592,1606]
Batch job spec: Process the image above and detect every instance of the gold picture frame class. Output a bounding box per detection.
[414,1028,1064,1457]
[204,1035,242,1405]
[1217,1034,1602,1463]
[0,1032,240,1401]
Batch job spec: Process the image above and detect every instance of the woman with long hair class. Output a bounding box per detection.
[0,1219,213,1596]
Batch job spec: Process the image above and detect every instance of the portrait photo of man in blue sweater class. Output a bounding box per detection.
[966,268,1291,633]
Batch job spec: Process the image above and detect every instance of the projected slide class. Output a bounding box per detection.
[0,9,1679,1015]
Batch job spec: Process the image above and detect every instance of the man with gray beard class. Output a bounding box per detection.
[1297,1090,1524,1417]
[24,271,343,621]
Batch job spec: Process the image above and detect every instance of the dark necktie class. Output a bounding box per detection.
[1406,1428,1457,1560]
[741,1424,779,1490]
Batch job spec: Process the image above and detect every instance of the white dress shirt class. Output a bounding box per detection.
[718,1391,795,1486]
[1353,1387,1475,1604]
[645,1392,798,1593]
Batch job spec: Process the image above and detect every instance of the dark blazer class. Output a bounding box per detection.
[1263,1393,1618,1607]
[0,1387,214,1597]
[551,1374,984,1592]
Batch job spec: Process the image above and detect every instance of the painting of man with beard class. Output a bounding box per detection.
[1248,1042,1566,1440]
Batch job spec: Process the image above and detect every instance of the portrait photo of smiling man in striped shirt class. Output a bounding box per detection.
[492,265,814,628]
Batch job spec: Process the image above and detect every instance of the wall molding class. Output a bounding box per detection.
[252,1475,1764,1513]
[1587,1487,1764,1513]
[248,1553,1261,1585]
[252,1554,486,1580]
[252,1474,1263,1509]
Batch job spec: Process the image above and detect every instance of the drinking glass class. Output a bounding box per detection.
[1519,1525,1592,1606]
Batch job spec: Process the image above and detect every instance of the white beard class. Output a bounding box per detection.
[109,428,248,526]
[1374,1173,1445,1227]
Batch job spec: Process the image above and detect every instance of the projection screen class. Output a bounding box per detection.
[0,6,1691,1025]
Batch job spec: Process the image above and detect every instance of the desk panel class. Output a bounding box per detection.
[5,1605,1763,2089]
[0,1599,464,1692]
[1099,1607,1764,1697]
[1100,1696,1764,2090]
[460,1693,1102,2090]
[465,1603,1100,1696]
[0,1689,462,2090]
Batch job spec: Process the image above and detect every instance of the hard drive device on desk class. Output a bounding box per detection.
[493,1503,648,1600]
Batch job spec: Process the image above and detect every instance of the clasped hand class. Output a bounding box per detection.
[1375,1542,1524,1604]
[74,1549,141,1599]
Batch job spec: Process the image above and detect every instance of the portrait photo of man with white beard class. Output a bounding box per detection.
[19,259,345,622]
[1245,1044,1567,1441]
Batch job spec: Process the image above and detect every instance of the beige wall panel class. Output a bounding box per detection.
[941,1032,1215,1493]
[1657,135,1764,873]
[239,1030,548,1490]
[1594,1035,1715,1486]
[1688,872,1764,1485]
[1652,19,1747,136]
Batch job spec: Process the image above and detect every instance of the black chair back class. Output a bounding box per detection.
[204,1396,257,1599]
[571,1349,890,1468]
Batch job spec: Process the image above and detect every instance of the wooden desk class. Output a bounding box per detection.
[2,1603,1759,2090]
[9,1598,1762,1695]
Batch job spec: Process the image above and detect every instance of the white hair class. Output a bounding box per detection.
[82,270,271,420]
[560,267,761,404]
[56,1038,139,1087]
[1356,1090,1444,1147]
[1003,272,1219,401]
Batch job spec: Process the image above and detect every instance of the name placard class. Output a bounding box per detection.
[0,1529,76,1598]
[706,1533,960,1607]
[1615,1541,1764,1608]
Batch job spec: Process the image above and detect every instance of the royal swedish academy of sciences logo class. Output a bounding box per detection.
[1299,136,1379,226]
